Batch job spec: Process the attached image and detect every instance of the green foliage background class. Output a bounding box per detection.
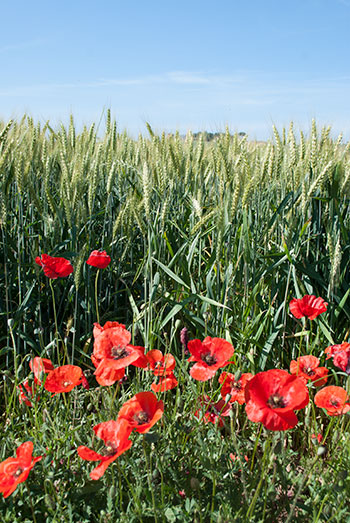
[0,115,349,369]
[0,115,350,522]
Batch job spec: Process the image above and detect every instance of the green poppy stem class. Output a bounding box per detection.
[49,279,61,365]
[95,269,100,324]
[143,436,158,522]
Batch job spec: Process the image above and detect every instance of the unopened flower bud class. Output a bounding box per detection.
[317,445,327,457]
[190,477,200,490]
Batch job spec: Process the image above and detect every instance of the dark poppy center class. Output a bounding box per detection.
[101,441,117,456]
[330,399,340,407]
[267,394,286,409]
[201,353,217,366]
[13,467,24,478]
[111,345,129,360]
[134,410,150,424]
[231,381,242,391]
[302,366,315,377]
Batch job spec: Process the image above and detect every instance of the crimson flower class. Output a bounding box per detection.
[194,396,231,427]
[325,342,350,374]
[219,372,253,404]
[77,419,132,480]
[151,373,178,393]
[0,442,42,498]
[314,386,350,416]
[29,357,54,384]
[18,358,55,405]
[18,380,35,407]
[44,365,84,395]
[86,250,111,269]
[311,433,323,443]
[92,322,147,386]
[187,337,234,381]
[289,295,328,320]
[35,254,73,279]
[146,349,176,376]
[117,391,164,433]
[245,369,309,431]
[289,355,328,386]
[146,349,178,392]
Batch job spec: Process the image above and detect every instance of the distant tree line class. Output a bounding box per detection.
[192,131,246,141]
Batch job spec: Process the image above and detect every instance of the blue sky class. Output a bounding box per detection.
[1,0,350,139]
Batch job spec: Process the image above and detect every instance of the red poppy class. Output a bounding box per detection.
[91,356,125,386]
[245,369,309,431]
[93,321,126,337]
[194,396,231,427]
[35,254,73,279]
[187,337,234,381]
[18,380,35,407]
[29,357,54,384]
[92,322,147,386]
[117,391,164,433]
[314,386,350,416]
[92,322,127,385]
[289,356,328,386]
[77,419,132,480]
[146,349,176,376]
[311,433,323,443]
[86,250,111,269]
[151,372,178,393]
[44,365,84,395]
[229,453,249,463]
[145,349,178,391]
[219,372,253,404]
[325,342,350,374]
[0,442,42,498]
[289,295,328,320]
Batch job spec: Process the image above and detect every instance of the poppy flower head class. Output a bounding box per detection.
[289,356,328,386]
[325,342,350,359]
[0,442,42,498]
[314,386,350,416]
[194,395,231,427]
[35,254,73,279]
[151,372,178,393]
[93,321,126,340]
[289,295,328,320]
[219,372,253,404]
[18,380,35,407]
[146,349,176,376]
[188,337,234,381]
[29,357,54,384]
[325,342,350,374]
[117,391,164,433]
[92,323,147,385]
[77,419,132,480]
[245,369,309,431]
[44,365,84,395]
[86,250,111,269]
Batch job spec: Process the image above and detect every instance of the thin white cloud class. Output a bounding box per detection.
[0,39,45,54]
[166,71,210,84]
[0,70,246,96]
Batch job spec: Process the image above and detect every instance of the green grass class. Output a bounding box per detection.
[0,115,350,521]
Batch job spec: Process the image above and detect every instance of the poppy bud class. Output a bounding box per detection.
[317,445,327,457]
[234,370,242,382]
[190,477,200,490]
[180,327,188,352]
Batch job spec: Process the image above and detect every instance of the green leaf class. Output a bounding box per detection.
[159,303,183,330]
[152,258,190,289]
